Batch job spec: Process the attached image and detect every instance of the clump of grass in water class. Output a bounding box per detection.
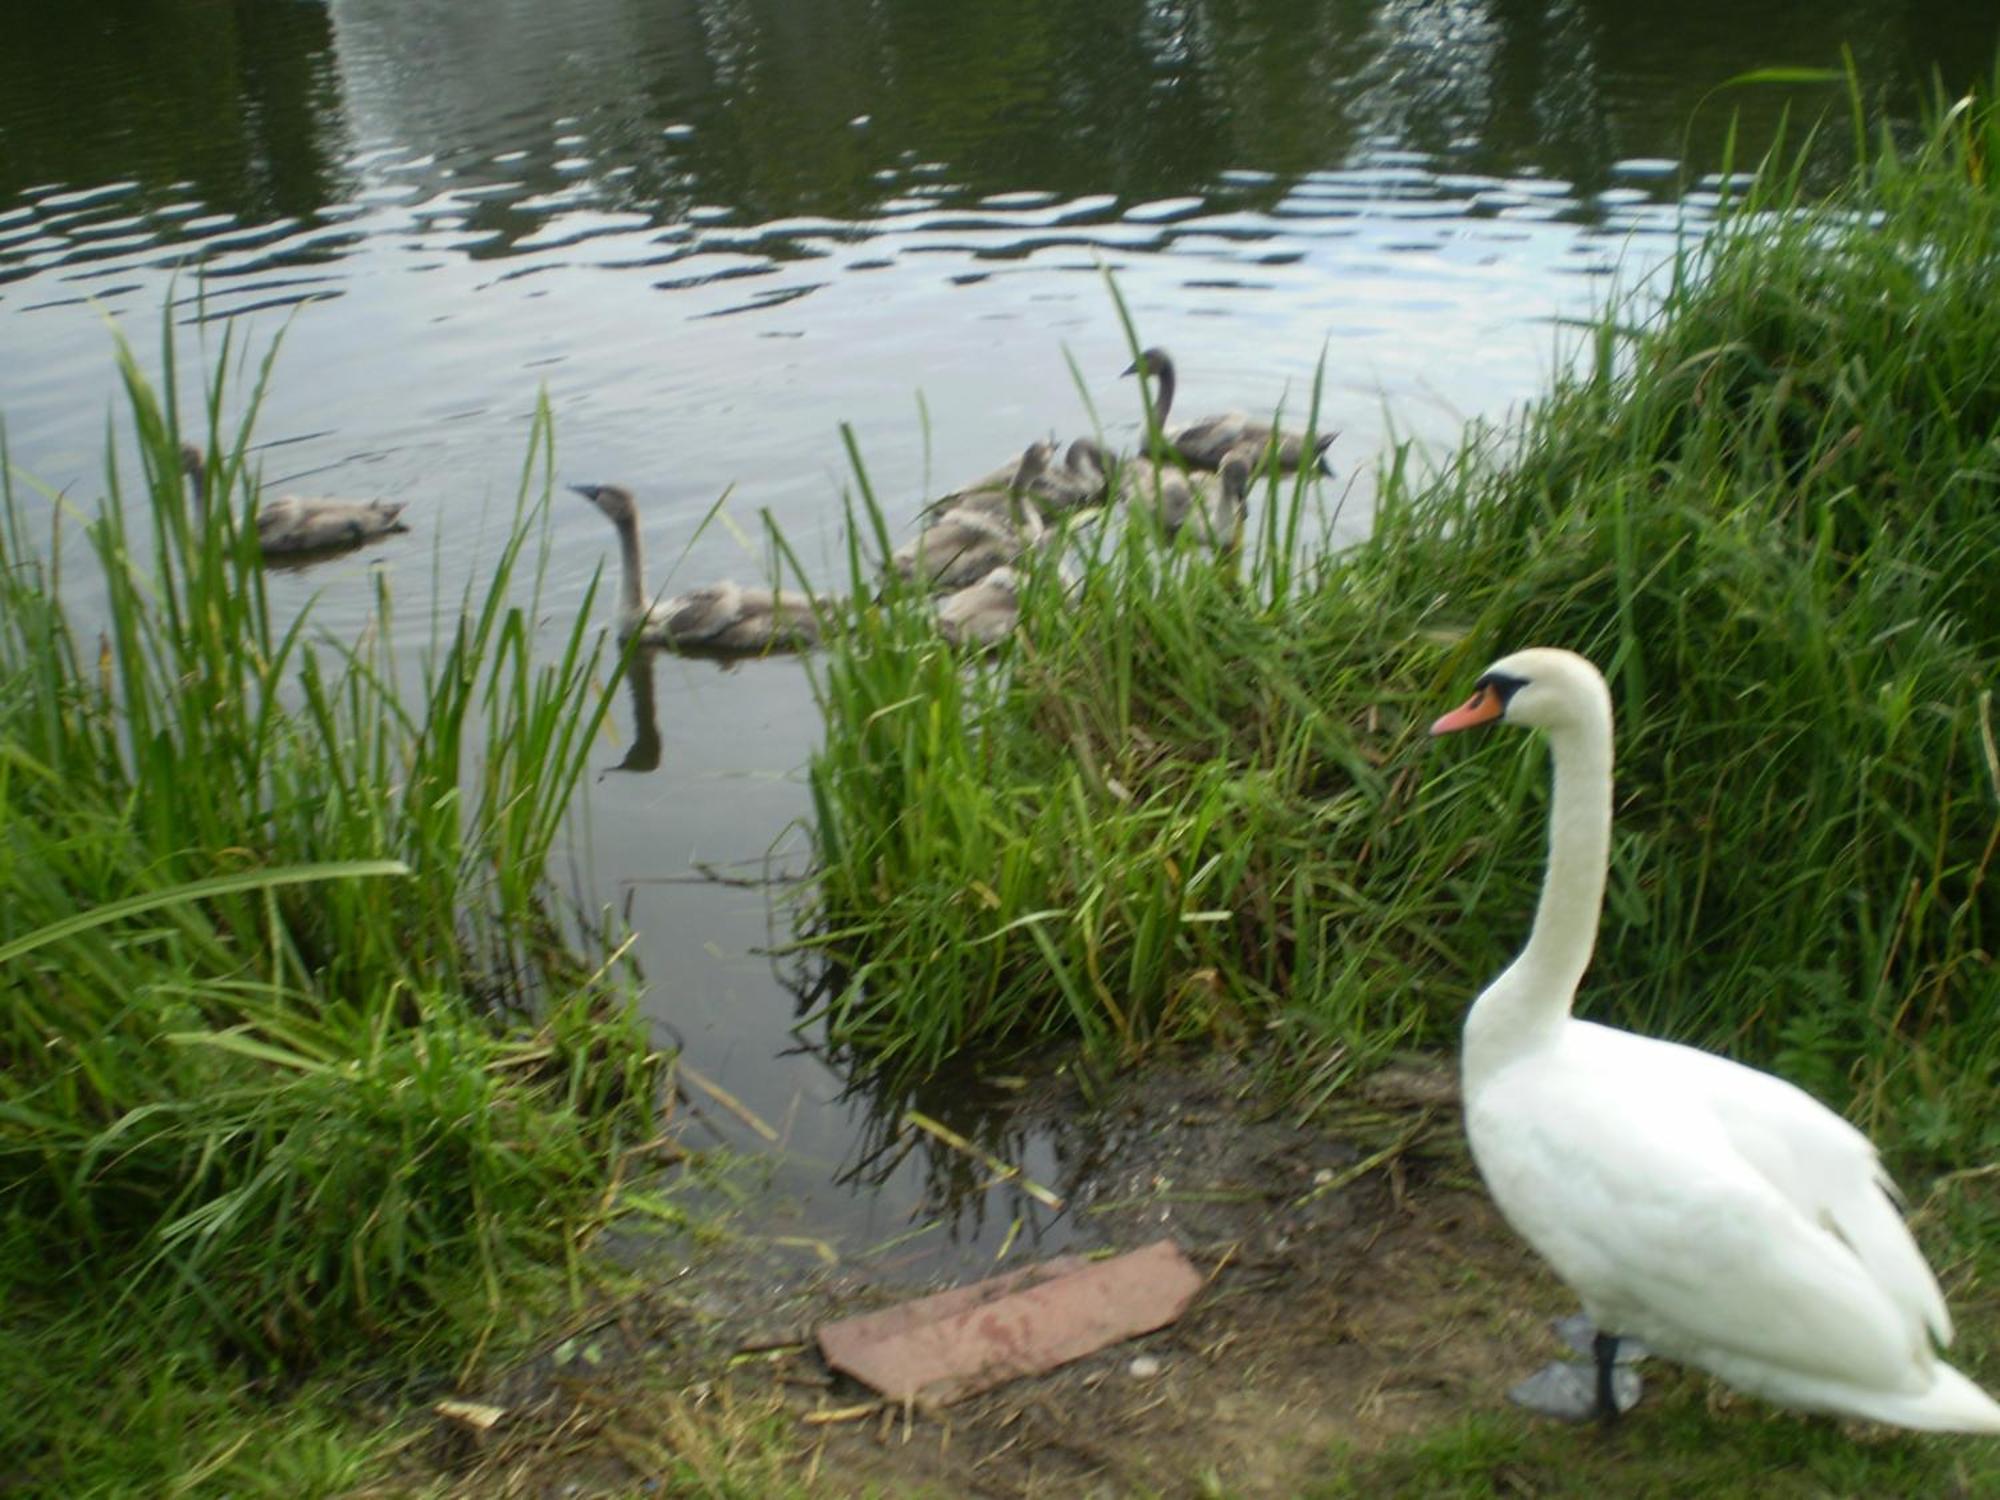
[801,66,2000,1176]
[802,359,1351,1077]
[0,315,662,1488]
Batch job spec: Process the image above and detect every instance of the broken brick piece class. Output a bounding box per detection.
[816,1239,1203,1404]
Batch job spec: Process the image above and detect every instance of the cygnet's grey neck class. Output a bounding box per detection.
[1147,356,1176,432]
[182,449,209,518]
[612,510,649,619]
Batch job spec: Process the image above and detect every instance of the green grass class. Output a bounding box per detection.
[799,61,2000,1491]
[1309,1399,1986,1500]
[803,397,1343,1077]
[9,59,2000,1500]
[0,314,665,1493]
[801,67,2000,1169]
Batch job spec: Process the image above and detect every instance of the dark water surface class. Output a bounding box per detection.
[4,0,1993,1276]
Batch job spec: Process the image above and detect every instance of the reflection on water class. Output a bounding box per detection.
[4,0,1994,1279]
[608,646,666,775]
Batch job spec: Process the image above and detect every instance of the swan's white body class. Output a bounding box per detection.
[1436,647,2000,1433]
[180,443,409,556]
[572,483,819,655]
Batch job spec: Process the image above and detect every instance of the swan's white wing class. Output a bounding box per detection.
[1470,1053,1928,1394]
[1571,1022,1951,1349]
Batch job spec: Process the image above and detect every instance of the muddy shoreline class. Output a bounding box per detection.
[405,1050,1606,1498]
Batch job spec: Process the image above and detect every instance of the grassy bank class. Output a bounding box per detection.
[0,322,663,1492]
[798,70,2000,1488]
[805,78,1999,1159]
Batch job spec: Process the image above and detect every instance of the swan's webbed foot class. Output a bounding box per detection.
[1507,1357,1643,1423]
[1553,1312,1648,1364]
[1506,1313,1644,1424]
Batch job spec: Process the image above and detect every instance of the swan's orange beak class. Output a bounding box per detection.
[1431,683,1505,736]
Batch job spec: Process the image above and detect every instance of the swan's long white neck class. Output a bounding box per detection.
[611,510,649,621]
[1463,710,1613,1084]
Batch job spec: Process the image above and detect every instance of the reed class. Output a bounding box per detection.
[0,316,661,1486]
[801,67,2000,1168]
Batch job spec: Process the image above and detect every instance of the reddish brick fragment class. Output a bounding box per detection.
[816,1239,1203,1404]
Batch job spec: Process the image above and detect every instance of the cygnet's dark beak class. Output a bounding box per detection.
[568,483,603,501]
[1121,359,1140,378]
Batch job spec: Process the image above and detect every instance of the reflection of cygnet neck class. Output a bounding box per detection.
[608,645,662,775]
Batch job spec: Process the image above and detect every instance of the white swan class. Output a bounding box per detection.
[571,483,819,654]
[1430,646,2000,1433]
[893,442,1052,590]
[180,443,409,557]
[1122,348,1334,474]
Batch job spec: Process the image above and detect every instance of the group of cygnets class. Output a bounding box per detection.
[576,346,1334,656]
[172,347,1333,655]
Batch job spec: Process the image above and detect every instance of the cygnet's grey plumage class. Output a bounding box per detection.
[1122,348,1335,475]
[894,441,1053,589]
[180,442,411,556]
[949,436,1109,515]
[1040,437,1112,511]
[571,482,820,654]
[935,565,1024,648]
[1120,444,1255,550]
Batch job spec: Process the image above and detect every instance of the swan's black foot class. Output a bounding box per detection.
[1553,1312,1648,1364]
[1507,1314,1645,1423]
[1506,1358,1643,1422]
[1591,1331,1625,1428]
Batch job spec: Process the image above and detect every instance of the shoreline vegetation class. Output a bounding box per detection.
[2,63,1995,1499]
[792,61,1998,1488]
[806,70,1999,1167]
[1,323,663,1491]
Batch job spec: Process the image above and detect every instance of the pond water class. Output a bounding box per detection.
[4,0,1993,1279]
